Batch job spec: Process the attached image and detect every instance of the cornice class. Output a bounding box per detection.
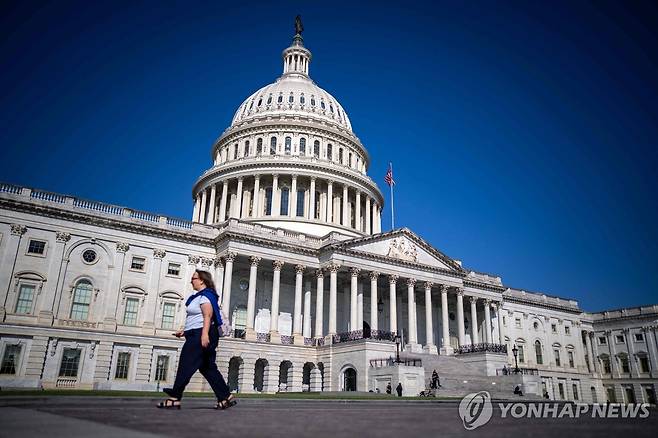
[503,295,582,315]
[463,280,506,294]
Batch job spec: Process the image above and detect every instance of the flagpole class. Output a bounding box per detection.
[389,162,395,230]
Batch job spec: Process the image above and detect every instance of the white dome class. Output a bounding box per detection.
[230,75,353,132]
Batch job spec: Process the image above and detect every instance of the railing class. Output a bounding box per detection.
[311,337,325,347]
[56,377,77,388]
[496,367,539,376]
[0,183,22,194]
[30,190,66,203]
[370,330,396,341]
[332,330,363,344]
[456,343,508,354]
[73,198,123,215]
[256,332,271,343]
[166,217,193,229]
[130,210,159,223]
[281,335,294,345]
[369,357,423,368]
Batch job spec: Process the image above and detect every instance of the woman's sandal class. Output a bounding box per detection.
[215,394,238,410]
[157,398,181,409]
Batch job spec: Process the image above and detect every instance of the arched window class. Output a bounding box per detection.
[232,144,237,160]
[267,95,272,105]
[300,95,305,105]
[296,189,305,217]
[245,140,250,157]
[315,191,321,219]
[256,138,263,155]
[348,152,352,167]
[338,148,343,164]
[265,188,273,215]
[284,137,292,155]
[329,103,334,113]
[535,340,543,365]
[270,136,277,155]
[327,144,333,160]
[257,98,262,107]
[280,187,290,216]
[320,100,325,110]
[249,100,254,110]
[277,94,283,104]
[288,94,294,103]
[311,96,316,107]
[299,138,306,155]
[71,280,93,320]
[313,140,320,157]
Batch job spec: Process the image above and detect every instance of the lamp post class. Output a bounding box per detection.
[394,334,401,363]
[512,344,520,374]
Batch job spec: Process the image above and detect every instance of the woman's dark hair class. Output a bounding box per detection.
[195,269,217,294]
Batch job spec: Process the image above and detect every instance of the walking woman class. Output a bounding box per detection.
[157,269,236,410]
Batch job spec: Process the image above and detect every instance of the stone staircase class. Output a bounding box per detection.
[401,352,537,400]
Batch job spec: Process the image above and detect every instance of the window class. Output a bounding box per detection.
[232,144,237,160]
[558,382,565,399]
[15,284,35,314]
[270,136,277,155]
[70,280,93,320]
[635,333,644,342]
[155,355,169,381]
[300,95,305,105]
[58,348,81,377]
[245,140,250,157]
[277,94,283,104]
[256,138,263,155]
[327,144,333,160]
[616,335,625,343]
[82,249,97,264]
[313,140,320,157]
[161,303,176,329]
[123,297,139,326]
[535,341,543,365]
[310,96,316,106]
[568,351,574,367]
[296,190,305,217]
[257,98,262,107]
[284,137,291,155]
[264,187,273,216]
[599,336,607,345]
[115,352,130,379]
[320,100,325,110]
[533,322,539,330]
[572,383,579,401]
[518,345,525,363]
[620,356,630,373]
[288,94,294,103]
[0,344,22,374]
[551,324,557,333]
[27,239,46,255]
[131,257,146,271]
[639,356,650,373]
[167,263,181,277]
[267,95,272,105]
[554,349,561,366]
[602,357,611,373]
[565,326,571,335]
[515,318,522,328]
[280,187,290,216]
[338,148,343,164]
[299,138,306,155]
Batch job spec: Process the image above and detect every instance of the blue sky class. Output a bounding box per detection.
[1,1,656,312]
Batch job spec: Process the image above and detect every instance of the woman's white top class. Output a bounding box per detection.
[184,294,210,331]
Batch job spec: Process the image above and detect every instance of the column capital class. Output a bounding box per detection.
[388,274,399,284]
[369,271,380,281]
[327,180,333,186]
[153,249,167,259]
[424,281,433,290]
[310,176,317,182]
[116,242,130,253]
[315,269,324,279]
[187,254,200,265]
[213,257,224,268]
[295,264,305,274]
[55,231,71,243]
[350,267,361,277]
[439,284,449,293]
[456,288,465,297]
[327,263,340,273]
[469,296,478,304]
[490,301,499,310]
[254,174,261,181]
[201,257,214,268]
[249,256,261,267]
[225,252,237,262]
[272,173,279,179]
[291,174,298,181]
[238,176,244,182]
[485,298,492,305]
[406,278,417,287]
[10,224,27,236]
[273,260,285,271]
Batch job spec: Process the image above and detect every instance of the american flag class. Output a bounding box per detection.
[384,163,395,187]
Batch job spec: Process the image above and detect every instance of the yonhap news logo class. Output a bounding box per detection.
[458,391,651,431]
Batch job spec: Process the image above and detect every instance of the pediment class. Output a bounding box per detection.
[330,228,463,272]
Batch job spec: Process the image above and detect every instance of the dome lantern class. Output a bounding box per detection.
[282,16,312,77]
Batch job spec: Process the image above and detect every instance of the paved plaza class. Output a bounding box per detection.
[0,396,656,438]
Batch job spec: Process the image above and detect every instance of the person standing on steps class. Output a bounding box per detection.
[396,382,403,397]
[386,382,392,394]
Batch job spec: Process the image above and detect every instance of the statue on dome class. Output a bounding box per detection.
[295,15,304,35]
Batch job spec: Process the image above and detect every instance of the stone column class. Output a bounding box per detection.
[342,185,349,226]
[192,195,200,222]
[424,282,437,354]
[206,184,216,224]
[199,189,208,224]
[349,268,360,332]
[303,282,312,339]
[309,177,316,220]
[484,299,493,344]
[357,282,364,333]
[328,263,339,336]
[326,181,333,223]
[440,285,453,354]
[365,196,371,235]
[143,248,166,333]
[38,231,71,324]
[315,270,324,338]
[470,297,479,345]
[221,252,236,312]
[406,278,419,350]
[231,177,243,218]
[388,275,398,334]
[245,256,260,340]
[290,175,298,217]
[272,174,280,217]
[252,176,261,217]
[213,258,225,294]
[456,288,466,347]
[102,241,129,330]
[293,265,304,345]
[585,330,595,373]
[498,303,506,345]
[369,272,379,332]
[218,180,229,222]
[270,260,284,341]
[355,191,361,231]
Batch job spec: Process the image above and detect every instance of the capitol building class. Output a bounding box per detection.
[0,22,656,405]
